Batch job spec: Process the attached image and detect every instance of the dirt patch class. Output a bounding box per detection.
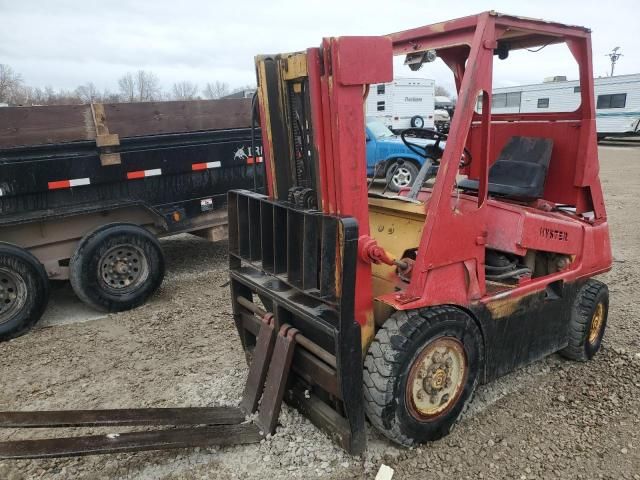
[1,145,639,479]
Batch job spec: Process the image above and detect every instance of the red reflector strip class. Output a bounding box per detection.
[192,161,221,171]
[127,168,162,180]
[246,156,263,164]
[48,178,90,190]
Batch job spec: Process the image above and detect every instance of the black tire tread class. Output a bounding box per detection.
[69,224,164,313]
[0,242,50,340]
[363,306,480,446]
[560,279,608,361]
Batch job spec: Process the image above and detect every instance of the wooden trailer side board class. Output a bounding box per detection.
[0,99,253,148]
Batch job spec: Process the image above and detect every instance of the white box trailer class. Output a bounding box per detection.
[485,73,640,139]
[366,78,435,131]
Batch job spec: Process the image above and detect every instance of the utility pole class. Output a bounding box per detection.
[606,47,623,76]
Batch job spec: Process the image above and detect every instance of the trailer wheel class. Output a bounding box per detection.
[363,306,482,446]
[386,161,419,192]
[70,224,165,312]
[560,280,608,362]
[0,243,50,340]
[410,115,425,128]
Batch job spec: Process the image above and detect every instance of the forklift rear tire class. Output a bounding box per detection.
[560,279,608,362]
[0,243,49,341]
[364,306,482,446]
[70,224,165,313]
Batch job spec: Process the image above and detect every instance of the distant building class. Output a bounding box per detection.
[0,102,8,107]
[434,95,454,109]
[222,89,256,99]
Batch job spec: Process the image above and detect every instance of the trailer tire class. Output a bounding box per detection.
[385,160,419,192]
[364,306,482,446]
[70,224,165,313]
[410,115,425,128]
[0,243,50,341]
[560,280,608,362]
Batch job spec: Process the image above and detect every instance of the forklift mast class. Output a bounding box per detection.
[254,39,394,348]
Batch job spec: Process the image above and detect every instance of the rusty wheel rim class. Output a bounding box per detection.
[588,302,605,345]
[98,245,149,294]
[0,267,28,325]
[406,337,468,420]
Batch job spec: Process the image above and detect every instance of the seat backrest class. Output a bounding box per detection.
[487,136,554,199]
[496,136,554,167]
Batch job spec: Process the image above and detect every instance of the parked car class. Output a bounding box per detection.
[365,117,441,191]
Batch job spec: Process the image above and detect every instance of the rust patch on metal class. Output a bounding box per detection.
[485,293,521,319]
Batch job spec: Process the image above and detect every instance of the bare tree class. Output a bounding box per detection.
[118,72,136,102]
[117,70,161,102]
[202,81,229,99]
[75,82,100,103]
[0,64,24,104]
[101,89,121,103]
[7,85,32,106]
[134,70,161,102]
[44,86,56,103]
[434,85,451,97]
[29,87,47,105]
[172,81,199,100]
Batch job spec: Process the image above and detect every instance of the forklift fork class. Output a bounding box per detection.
[0,309,298,460]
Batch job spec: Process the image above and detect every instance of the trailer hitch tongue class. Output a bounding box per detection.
[0,300,301,460]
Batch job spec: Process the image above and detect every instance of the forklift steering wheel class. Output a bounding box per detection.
[401,128,472,167]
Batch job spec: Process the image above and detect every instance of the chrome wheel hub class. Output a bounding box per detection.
[392,167,413,188]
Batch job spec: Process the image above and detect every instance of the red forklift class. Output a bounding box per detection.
[0,11,611,458]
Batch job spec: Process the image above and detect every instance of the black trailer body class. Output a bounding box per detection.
[0,99,263,339]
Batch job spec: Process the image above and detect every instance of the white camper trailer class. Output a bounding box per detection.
[366,78,435,131]
[486,73,640,139]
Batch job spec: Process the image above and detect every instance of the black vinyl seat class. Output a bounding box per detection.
[458,136,554,200]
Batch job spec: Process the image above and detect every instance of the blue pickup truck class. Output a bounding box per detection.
[365,117,440,192]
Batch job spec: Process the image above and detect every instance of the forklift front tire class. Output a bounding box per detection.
[70,224,165,313]
[0,243,50,341]
[364,306,482,446]
[560,280,608,362]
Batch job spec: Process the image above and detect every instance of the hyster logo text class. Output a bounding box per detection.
[540,227,568,241]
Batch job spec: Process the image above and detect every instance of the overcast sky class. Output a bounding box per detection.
[1,0,638,96]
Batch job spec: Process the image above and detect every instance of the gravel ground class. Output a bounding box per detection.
[0,143,639,479]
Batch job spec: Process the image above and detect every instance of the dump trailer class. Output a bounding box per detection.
[0,99,263,340]
[0,11,612,459]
